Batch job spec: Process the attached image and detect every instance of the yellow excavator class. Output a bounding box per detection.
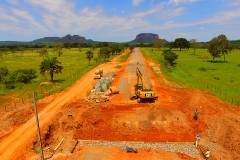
[93,68,103,79]
[130,67,158,103]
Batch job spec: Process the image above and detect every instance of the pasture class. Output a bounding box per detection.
[141,48,240,105]
[0,48,118,104]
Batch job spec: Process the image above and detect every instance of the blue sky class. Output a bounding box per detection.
[1,0,240,42]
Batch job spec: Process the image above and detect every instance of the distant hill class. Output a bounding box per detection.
[129,33,160,44]
[0,41,25,44]
[31,37,60,43]
[31,34,93,43]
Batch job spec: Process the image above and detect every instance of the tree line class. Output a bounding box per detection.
[0,42,130,89]
[153,34,234,68]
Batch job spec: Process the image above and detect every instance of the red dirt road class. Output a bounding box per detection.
[0,51,128,159]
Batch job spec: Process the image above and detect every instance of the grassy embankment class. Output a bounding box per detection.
[141,48,240,106]
[0,48,122,104]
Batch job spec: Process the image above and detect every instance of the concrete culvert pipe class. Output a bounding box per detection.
[110,86,119,94]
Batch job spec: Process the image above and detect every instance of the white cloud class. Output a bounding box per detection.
[199,27,203,30]
[24,0,74,14]
[228,0,240,6]
[7,0,19,5]
[132,2,184,19]
[122,10,125,13]
[0,7,22,23]
[11,8,35,22]
[132,0,144,6]
[168,0,200,5]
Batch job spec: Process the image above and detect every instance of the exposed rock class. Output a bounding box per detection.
[135,33,159,40]
[129,33,159,43]
[61,34,86,41]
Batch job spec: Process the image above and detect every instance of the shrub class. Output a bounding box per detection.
[2,68,37,89]
[0,67,9,82]
[199,67,206,71]
[12,69,37,84]
[3,74,15,89]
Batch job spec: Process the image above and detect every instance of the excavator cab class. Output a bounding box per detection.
[134,84,142,91]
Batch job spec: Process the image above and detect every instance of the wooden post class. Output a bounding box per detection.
[33,91,44,160]
[20,98,23,105]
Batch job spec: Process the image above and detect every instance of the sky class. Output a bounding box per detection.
[1,0,240,42]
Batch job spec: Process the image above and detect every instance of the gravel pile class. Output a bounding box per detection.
[77,140,200,158]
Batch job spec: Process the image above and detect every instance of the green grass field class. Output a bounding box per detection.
[141,48,240,106]
[0,48,121,104]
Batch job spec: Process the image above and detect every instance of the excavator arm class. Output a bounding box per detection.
[136,67,147,90]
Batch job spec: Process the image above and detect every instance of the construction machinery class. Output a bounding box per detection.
[93,68,103,79]
[130,67,158,103]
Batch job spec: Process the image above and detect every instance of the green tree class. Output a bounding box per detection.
[53,42,64,57]
[18,47,25,57]
[0,50,3,59]
[64,43,72,49]
[208,37,220,61]
[3,74,15,89]
[86,50,94,65]
[0,67,9,82]
[216,34,234,62]
[91,43,98,50]
[189,39,199,54]
[39,56,63,82]
[99,47,110,62]
[154,39,166,50]
[162,49,178,68]
[11,69,37,84]
[10,48,17,56]
[39,48,48,60]
[171,38,190,51]
[78,43,83,52]
[208,34,233,62]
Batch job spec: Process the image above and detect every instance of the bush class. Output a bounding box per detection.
[3,74,15,89]
[0,67,9,82]
[199,67,206,71]
[12,69,37,84]
[2,68,37,89]
[162,49,178,67]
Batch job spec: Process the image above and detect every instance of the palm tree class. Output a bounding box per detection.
[86,50,94,65]
[39,56,63,82]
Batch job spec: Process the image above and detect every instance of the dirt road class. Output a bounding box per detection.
[0,51,126,159]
